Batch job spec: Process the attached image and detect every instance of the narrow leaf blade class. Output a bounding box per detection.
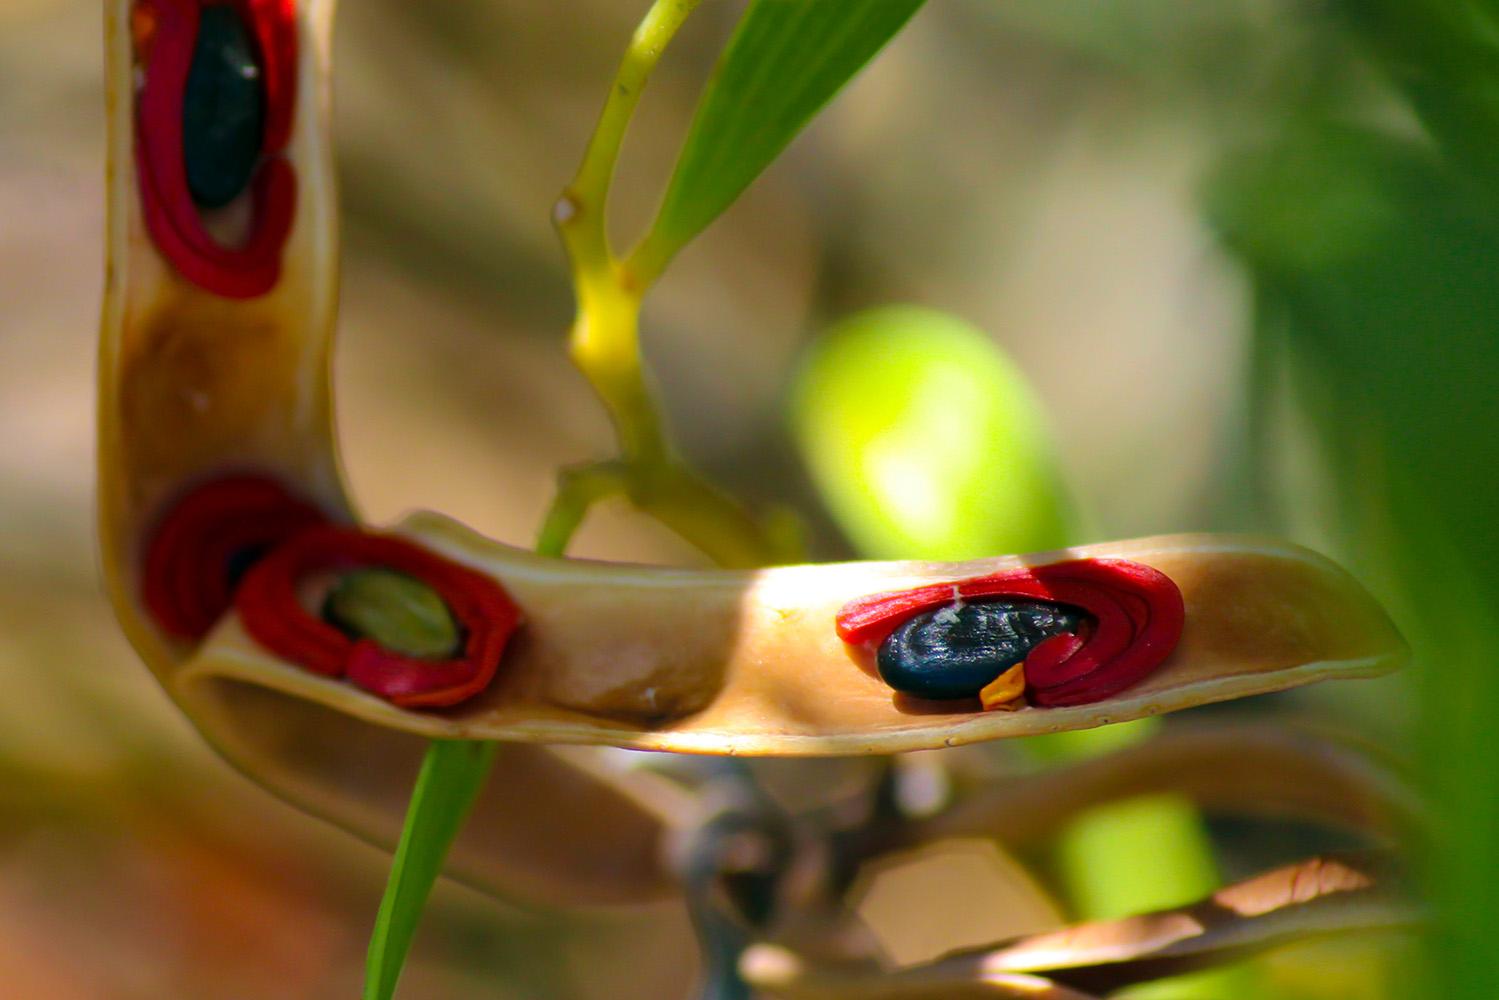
[364,739,498,1000]
[641,0,925,267]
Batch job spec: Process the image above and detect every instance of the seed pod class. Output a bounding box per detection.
[104,0,690,912]
[99,0,1410,916]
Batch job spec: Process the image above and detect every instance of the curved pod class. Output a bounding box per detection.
[99,0,1407,907]
[100,0,683,909]
[180,524,1405,754]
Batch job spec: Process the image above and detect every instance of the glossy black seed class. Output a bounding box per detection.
[876,599,1088,700]
[183,4,266,209]
[223,543,269,589]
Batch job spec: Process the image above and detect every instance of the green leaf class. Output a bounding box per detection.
[1343,0,1499,192]
[363,740,498,1000]
[791,304,1072,561]
[635,0,926,274]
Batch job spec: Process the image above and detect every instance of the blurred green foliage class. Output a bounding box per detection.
[790,305,1072,561]
[1209,121,1499,998]
[1056,793,1219,920]
[1342,0,1499,189]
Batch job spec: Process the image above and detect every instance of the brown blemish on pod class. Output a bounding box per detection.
[119,297,298,487]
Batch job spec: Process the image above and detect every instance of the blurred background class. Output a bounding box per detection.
[2,0,1493,996]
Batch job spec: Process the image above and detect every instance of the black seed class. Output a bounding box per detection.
[876,599,1088,700]
[183,5,266,209]
[223,543,269,589]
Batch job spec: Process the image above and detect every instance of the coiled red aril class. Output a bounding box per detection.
[235,526,523,708]
[141,474,328,640]
[837,559,1184,707]
[133,0,298,297]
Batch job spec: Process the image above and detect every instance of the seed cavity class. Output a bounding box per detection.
[876,598,1088,701]
[323,568,462,661]
[223,543,269,589]
[183,4,266,210]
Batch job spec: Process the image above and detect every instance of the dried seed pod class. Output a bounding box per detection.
[178,523,1406,753]
[103,0,685,910]
[743,855,1414,998]
[98,0,1409,910]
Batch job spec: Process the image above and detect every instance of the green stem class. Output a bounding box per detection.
[535,461,630,557]
[554,0,702,468]
[554,0,795,567]
[539,460,800,569]
[364,6,789,994]
[629,463,801,568]
[623,219,675,292]
[560,0,703,276]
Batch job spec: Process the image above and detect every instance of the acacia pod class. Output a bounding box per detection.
[101,0,684,910]
[179,523,1406,753]
[99,0,1407,908]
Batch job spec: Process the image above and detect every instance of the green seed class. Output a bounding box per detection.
[322,569,462,660]
[183,4,266,209]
